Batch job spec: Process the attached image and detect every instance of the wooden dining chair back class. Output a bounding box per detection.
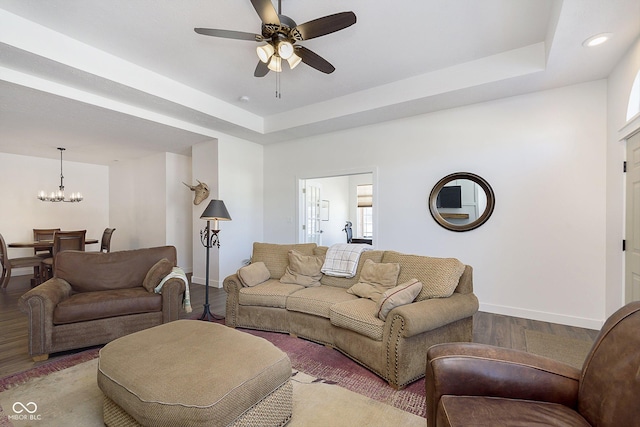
[33,228,60,259]
[100,228,116,253]
[41,230,87,281]
[0,232,44,289]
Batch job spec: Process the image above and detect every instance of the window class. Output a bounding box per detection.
[357,184,373,238]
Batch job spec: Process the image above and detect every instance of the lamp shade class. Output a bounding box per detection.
[200,199,232,221]
[256,44,275,63]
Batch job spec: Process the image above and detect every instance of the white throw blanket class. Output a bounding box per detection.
[154,267,192,313]
[321,243,373,278]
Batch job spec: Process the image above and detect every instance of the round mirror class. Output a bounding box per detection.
[429,172,495,232]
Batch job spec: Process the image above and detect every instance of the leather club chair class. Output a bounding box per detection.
[426,301,640,427]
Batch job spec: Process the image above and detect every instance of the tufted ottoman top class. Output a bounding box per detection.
[97,320,292,427]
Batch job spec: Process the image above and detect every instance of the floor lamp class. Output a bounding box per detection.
[199,199,231,321]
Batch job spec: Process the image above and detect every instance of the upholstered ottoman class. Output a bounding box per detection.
[97,320,292,427]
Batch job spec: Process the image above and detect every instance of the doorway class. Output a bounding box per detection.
[298,172,375,247]
[626,131,640,303]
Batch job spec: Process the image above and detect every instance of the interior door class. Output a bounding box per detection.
[626,131,640,303]
[304,184,323,244]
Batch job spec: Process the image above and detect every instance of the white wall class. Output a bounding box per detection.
[1,152,108,274]
[218,135,264,283]
[109,152,192,269]
[190,140,219,286]
[607,36,640,316]
[264,81,608,329]
[190,136,264,288]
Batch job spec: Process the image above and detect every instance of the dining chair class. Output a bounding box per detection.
[41,230,87,281]
[100,228,116,253]
[33,228,60,259]
[0,232,44,289]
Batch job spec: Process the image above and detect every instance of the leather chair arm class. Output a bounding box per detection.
[389,293,479,338]
[426,342,581,427]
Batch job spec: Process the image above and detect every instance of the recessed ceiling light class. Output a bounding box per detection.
[239,95,250,103]
[582,33,612,48]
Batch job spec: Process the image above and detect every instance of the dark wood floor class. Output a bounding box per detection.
[0,274,599,378]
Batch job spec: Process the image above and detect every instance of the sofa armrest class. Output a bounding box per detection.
[160,278,186,322]
[222,274,243,327]
[389,292,479,338]
[426,342,581,427]
[223,274,242,294]
[18,278,73,356]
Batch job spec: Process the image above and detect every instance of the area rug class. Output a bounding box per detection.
[524,329,594,369]
[0,358,424,427]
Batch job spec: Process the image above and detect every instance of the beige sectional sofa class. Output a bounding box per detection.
[223,242,479,389]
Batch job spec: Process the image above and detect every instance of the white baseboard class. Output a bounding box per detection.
[190,275,222,288]
[479,303,604,330]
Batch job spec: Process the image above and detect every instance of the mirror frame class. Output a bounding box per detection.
[429,172,495,232]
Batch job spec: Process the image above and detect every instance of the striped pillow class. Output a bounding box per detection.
[376,279,423,320]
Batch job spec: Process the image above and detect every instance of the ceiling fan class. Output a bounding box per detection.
[194,0,356,77]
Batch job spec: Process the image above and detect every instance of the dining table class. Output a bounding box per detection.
[8,238,100,286]
[8,239,99,248]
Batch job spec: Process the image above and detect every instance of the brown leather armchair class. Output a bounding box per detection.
[426,301,640,427]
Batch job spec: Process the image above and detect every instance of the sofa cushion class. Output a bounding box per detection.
[53,288,162,324]
[376,279,423,320]
[286,285,358,319]
[381,251,465,301]
[347,259,401,302]
[143,258,174,292]
[237,262,271,287]
[319,250,385,289]
[252,243,317,279]
[55,246,178,292]
[238,279,304,308]
[330,299,385,341]
[437,395,591,427]
[280,250,325,287]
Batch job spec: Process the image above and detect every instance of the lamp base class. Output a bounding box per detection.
[199,303,224,321]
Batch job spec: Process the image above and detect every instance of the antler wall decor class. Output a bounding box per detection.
[183,180,210,205]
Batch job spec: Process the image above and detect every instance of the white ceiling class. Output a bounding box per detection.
[1,0,639,165]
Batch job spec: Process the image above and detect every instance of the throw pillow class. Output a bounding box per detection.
[347,259,401,302]
[279,250,324,287]
[376,279,423,320]
[142,258,174,292]
[237,262,271,287]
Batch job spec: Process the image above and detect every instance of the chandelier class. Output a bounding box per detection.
[37,147,83,203]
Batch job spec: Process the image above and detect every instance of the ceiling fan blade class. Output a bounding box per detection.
[254,61,270,77]
[250,0,280,26]
[296,46,335,74]
[291,12,356,41]
[194,28,263,41]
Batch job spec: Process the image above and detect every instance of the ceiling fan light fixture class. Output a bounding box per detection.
[267,56,282,72]
[277,41,294,60]
[256,43,275,63]
[287,53,302,69]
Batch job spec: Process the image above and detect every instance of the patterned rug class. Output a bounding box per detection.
[0,319,426,424]
[0,358,424,427]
